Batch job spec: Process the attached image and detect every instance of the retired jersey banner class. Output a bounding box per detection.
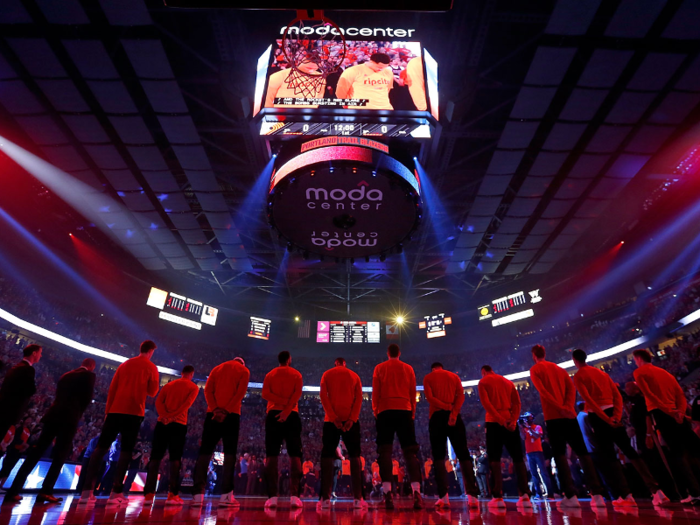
[386,322,400,339]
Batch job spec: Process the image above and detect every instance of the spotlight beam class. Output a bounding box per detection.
[0,208,143,335]
[0,136,139,243]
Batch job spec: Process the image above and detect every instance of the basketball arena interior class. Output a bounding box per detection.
[2,0,700,524]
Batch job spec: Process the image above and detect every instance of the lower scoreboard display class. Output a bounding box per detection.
[260,119,431,138]
[419,313,452,339]
[248,317,271,340]
[317,321,381,343]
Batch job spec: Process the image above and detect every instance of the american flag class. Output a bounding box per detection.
[297,320,310,338]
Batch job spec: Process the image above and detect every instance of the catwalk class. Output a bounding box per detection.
[0,496,689,525]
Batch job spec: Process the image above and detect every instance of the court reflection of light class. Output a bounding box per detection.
[545,504,555,525]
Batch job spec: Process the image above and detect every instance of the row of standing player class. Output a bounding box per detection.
[0,342,697,510]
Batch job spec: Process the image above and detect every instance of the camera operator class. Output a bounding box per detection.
[519,412,556,500]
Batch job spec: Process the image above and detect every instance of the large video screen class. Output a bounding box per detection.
[265,40,425,111]
[146,287,218,331]
[317,321,380,343]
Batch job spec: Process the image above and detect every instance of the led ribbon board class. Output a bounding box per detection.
[268,145,421,258]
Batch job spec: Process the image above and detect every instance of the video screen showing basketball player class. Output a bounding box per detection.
[265,40,426,112]
[264,54,326,109]
[335,53,394,110]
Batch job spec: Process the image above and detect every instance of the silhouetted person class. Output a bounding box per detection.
[0,345,42,441]
[318,357,365,510]
[372,344,423,510]
[262,351,303,509]
[3,358,96,504]
[572,348,669,506]
[144,365,199,506]
[192,357,249,507]
[425,362,480,509]
[530,344,604,508]
[478,365,532,509]
[79,340,159,504]
[633,348,700,505]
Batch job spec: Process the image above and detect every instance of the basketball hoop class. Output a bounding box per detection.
[281,10,347,99]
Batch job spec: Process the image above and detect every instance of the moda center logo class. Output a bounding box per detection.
[311,231,378,249]
[305,182,383,211]
[280,26,417,38]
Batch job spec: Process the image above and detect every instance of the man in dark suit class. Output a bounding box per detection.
[0,345,42,442]
[2,358,96,504]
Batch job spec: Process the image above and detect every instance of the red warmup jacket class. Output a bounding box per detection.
[204,360,250,415]
[478,373,520,424]
[262,366,303,413]
[372,359,416,417]
[106,355,159,417]
[634,363,686,413]
[423,369,464,419]
[320,366,363,423]
[573,365,623,421]
[529,360,576,421]
[156,377,199,425]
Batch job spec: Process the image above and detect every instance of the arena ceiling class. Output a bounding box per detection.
[1,0,700,314]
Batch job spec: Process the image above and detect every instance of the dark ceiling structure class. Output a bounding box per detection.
[1,0,700,316]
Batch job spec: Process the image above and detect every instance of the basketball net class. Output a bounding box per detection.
[281,11,346,100]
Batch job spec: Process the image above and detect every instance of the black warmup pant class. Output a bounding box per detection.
[0,408,24,454]
[0,448,22,480]
[82,413,143,494]
[545,418,602,498]
[375,410,422,487]
[484,422,529,498]
[265,411,303,458]
[75,455,91,492]
[7,409,80,495]
[321,421,362,500]
[123,468,139,494]
[193,413,240,495]
[265,411,303,497]
[477,472,489,496]
[651,409,700,498]
[429,411,479,498]
[145,422,188,495]
[588,408,659,498]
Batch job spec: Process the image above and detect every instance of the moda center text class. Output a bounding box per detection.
[280,26,416,38]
